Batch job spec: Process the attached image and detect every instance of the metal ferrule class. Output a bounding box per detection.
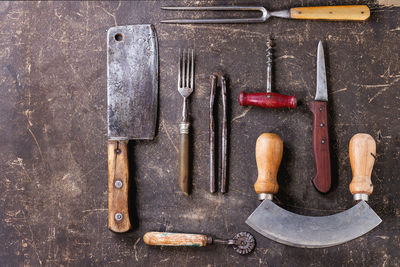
[179,122,189,134]
[206,236,213,245]
[353,193,368,202]
[270,10,291,19]
[258,193,273,201]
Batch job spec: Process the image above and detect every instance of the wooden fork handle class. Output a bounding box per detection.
[290,5,370,21]
[178,122,190,195]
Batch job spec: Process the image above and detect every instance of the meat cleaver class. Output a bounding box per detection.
[107,25,158,232]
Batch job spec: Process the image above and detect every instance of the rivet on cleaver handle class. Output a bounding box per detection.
[107,25,158,232]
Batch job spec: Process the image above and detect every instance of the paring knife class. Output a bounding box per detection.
[310,41,331,193]
[107,25,158,232]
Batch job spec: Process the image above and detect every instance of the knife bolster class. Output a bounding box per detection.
[107,140,131,232]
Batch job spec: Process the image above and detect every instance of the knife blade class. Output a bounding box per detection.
[107,25,158,232]
[310,41,331,193]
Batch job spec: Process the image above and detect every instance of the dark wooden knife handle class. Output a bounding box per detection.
[239,92,297,109]
[310,101,331,193]
[178,122,190,195]
[107,140,131,232]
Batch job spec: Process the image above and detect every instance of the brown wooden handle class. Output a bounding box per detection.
[254,133,283,198]
[143,232,208,247]
[349,134,376,198]
[107,140,131,232]
[290,5,370,21]
[178,123,190,195]
[310,101,331,193]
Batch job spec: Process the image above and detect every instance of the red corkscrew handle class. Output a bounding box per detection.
[239,92,297,109]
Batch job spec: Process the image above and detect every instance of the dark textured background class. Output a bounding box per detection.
[0,0,399,266]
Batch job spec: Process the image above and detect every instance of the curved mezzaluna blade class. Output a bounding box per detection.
[315,41,328,102]
[246,200,381,248]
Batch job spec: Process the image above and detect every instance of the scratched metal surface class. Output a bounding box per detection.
[0,1,399,266]
[107,25,158,140]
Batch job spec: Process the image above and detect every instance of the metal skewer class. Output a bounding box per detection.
[220,76,227,193]
[209,75,217,193]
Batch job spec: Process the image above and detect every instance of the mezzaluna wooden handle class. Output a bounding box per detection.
[349,134,376,197]
[143,232,209,247]
[239,92,297,109]
[107,140,131,232]
[254,133,283,198]
[178,122,190,195]
[290,5,370,21]
[310,101,331,193]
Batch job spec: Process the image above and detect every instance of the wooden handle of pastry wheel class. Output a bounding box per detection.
[349,133,376,201]
[254,133,283,200]
[107,140,131,232]
[143,232,209,247]
[290,5,370,21]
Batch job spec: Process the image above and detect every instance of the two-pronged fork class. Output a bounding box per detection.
[161,5,370,24]
[177,49,194,195]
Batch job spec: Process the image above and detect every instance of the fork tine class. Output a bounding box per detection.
[186,50,190,88]
[181,49,186,88]
[162,6,263,11]
[161,6,269,24]
[178,48,182,88]
[190,49,194,88]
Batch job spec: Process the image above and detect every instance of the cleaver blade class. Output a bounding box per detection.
[107,25,158,232]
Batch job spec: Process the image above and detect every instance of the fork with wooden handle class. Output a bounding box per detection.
[161,5,370,24]
[177,49,194,195]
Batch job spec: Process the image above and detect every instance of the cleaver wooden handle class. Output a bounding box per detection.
[107,140,131,232]
[310,101,331,193]
[144,232,209,247]
[254,133,283,199]
[290,5,370,21]
[349,134,376,199]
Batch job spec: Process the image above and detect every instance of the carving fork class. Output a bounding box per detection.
[161,5,370,24]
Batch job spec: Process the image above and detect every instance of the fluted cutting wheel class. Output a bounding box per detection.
[232,232,256,255]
